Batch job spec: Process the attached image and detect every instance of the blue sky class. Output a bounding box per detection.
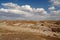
[0,0,60,20]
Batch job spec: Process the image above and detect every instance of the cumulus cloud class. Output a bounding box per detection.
[1,3,47,14]
[2,3,20,9]
[48,7,60,20]
[0,8,33,17]
[0,2,60,20]
[0,3,48,20]
[50,0,60,7]
[48,6,55,11]
[47,0,60,20]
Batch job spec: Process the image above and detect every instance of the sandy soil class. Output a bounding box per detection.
[0,20,60,40]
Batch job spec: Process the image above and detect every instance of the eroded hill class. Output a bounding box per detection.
[0,20,60,40]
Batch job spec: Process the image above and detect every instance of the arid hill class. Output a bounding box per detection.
[0,20,60,40]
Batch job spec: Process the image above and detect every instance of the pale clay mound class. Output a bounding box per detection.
[0,20,60,40]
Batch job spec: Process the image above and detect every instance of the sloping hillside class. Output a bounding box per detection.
[0,20,60,40]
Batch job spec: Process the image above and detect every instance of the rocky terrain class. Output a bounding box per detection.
[0,20,60,40]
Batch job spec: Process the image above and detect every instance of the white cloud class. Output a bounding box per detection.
[50,0,60,7]
[1,3,47,14]
[48,6,55,11]
[2,3,20,9]
[0,8,34,17]
[47,9,60,20]
[21,5,33,12]
[48,0,60,20]
[0,3,48,20]
[0,2,60,20]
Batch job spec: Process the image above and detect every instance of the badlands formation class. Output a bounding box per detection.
[0,20,60,40]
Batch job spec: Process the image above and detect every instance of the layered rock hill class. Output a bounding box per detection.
[0,20,60,40]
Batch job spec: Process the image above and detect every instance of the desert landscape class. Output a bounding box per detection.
[0,20,60,40]
[0,0,60,40]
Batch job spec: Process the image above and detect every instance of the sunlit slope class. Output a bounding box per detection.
[0,20,60,40]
